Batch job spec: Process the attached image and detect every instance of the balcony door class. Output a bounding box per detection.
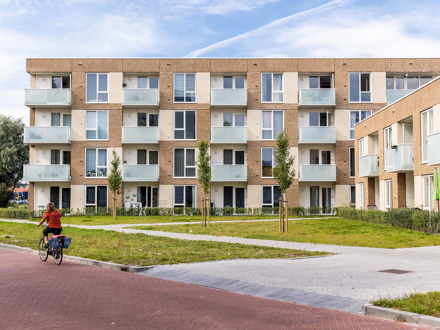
[137,186,158,207]
[310,186,319,208]
[322,188,332,213]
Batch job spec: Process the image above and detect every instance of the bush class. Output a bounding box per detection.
[0,184,13,208]
[0,208,34,219]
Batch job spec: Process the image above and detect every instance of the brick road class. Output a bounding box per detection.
[0,249,426,329]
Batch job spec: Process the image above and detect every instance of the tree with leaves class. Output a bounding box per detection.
[107,150,122,220]
[0,115,29,188]
[197,140,211,227]
[273,131,295,232]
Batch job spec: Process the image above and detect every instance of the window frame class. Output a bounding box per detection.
[174,110,196,140]
[261,73,284,103]
[350,110,372,140]
[262,185,281,208]
[261,147,277,178]
[422,174,434,210]
[51,75,71,89]
[86,110,108,140]
[421,108,433,163]
[173,73,196,103]
[136,112,159,127]
[349,147,355,178]
[85,148,108,178]
[261,110,284,140]
[359,183,365,209]
[385,179,392,209]
[86,73,109,103]
[349,72,371,103]
[173,148,196,178]
[85,185,108,209]
[136,76,159,89]
[173,185,196,209]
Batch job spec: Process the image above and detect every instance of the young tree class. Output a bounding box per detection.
[273,131,295,232]
[197,140,211,227]
[107,150,122,220]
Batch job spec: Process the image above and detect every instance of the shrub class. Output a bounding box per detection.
[0,184,13,208]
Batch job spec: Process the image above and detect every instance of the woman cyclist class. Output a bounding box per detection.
[37,202,62,248]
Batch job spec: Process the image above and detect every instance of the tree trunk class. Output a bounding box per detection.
[113,191,117,220]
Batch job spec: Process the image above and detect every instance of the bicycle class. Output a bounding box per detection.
[38,224,64,265]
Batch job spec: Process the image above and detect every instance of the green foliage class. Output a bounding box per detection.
[0,184,13,207]
[0,207,33,219]
[197,140,211,195]
[372,292,440,317]
[273,131,295,194]
[107,150,122,195]
[0,115,29,187]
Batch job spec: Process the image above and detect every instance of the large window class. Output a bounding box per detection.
[387,75,432,90]
[423,175,434,210]
[349,73,371,102]
[174,73,195,102]
[385,179,392,209]
[137,112,158,127]
[174,111,196,140]
[85,186,107,209]
[262,186,281,207]
[261,73,283,102]
[174,186,195,208]
[86,111,108,140]
[349,147,355,178]
[350,110,371,139]
[262,148,277,178]
[86,148,107,177]
[421,108,433,162]
[86,73,108,103]
[262,110,283,140]
[174,148,196,178]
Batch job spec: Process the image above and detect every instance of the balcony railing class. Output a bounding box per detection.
[211,165,247,182]
[386,89,414,105]
[211,89,247,106]
[428,132,440,165]
[24,127,71,144]
[385,144,413,172]
[23,165,70,182]
[122,89,159,107]
[298,127,336,144]
[122,165,159,182]
[25,89,71,107]
[211,127,247,144]
[358,155,379,177]
[299,164,336,182]
[122,127,159,144]
[298,89,335,106]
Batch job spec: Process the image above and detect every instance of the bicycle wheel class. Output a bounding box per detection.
[53,246,63,265]
[39,237,48,262]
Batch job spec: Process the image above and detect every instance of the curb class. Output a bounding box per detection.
[0,243,150,273]
[363,304,440,328]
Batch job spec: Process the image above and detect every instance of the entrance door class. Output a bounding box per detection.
[61,188,70,209]
[224,186,233,208]
[310,186,319,208]
[322,188,332,213]
[235,188,245,208]
[50,187,60,209]
[138,186,147,207]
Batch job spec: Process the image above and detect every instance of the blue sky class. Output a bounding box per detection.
[2,0,440,123]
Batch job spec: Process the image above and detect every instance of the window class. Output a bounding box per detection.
[137,149,147,165]
[350,110,371,139]
[262,186,281,207]
[223,76,245,89]
[62,151,71,165]
[137,112,158,127]
[262,148,277,177]
[174,111,196,140]
[223,150,245,165]
[423,175,434,210]
[86,111,108,140]
[51,150,60,165]
[309,76,331,89]
[174,186,195,208]
[262,111,283,140]
[350,185,356,205]
[309,112,331,127]
[51,113,71,127]
[359,183,365,209]
[137,186,158,207]
[349,147,355,178]
[137,76,159,89]
[85,186,107,209]
[261,73,283,102]
[387,75,432,90]
[223,113,245,127]
[385,179,392,209]
[384,126,392,149]
[421,109,433,162]
[86,73,108,103]
[52,76,70,89]
[349,73,371,102]
[174,73,195,102]
[321,151,331,164]
[174,148,196,178]
[86,148,107,177]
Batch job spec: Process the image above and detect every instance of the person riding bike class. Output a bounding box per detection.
[36,202,62,248]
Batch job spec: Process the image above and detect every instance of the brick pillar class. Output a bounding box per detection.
[28,182,34,211]
[366,178,376,207]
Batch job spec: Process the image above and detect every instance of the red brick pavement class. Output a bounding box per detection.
[0,249,426,329]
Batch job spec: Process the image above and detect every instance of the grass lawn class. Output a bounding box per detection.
[0,222,328,266]
[372,292,440,317]
[132,218,440,249]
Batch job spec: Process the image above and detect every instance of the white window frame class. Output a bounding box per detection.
[137,149,159,165]
[350,110,372,140]
[85,185,108,209]
[173,73,196,103]
[308,75,333,89]
[261,147,277,178]
[385,179,392,209]
[174,110,196,140]
[221,76,246,89]
[173,185,196,209]
[262,110,284,140]
[173,148,196,178]
[86,73,109,103]
[422,175,434,210]
[51,75,71,89]
[86,110,108,140]
[359,183,365,209]
[136,111,159,128]
[85,148,108,178]
[387,75,433,90]
[136,76,159,89]
[262,185,281,207]
[261,73,284,103]
[349,72,371,103]
[421,108,433,163]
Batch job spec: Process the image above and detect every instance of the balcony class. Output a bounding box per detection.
[298,89,335,106]
[211,89,247,107]
[122,165,159,182]
[385,144,413,172]
[24,127,71,144]
[386,90,414,105]
[122,89,159,107]
[24,165,70,182]
[299,164,336,182]
[211,165,247,182]
[298,127,336,144]
[358,155,379,177]
[122,127,159,144]
[211,127,247,144]
[25,89,71,108]
[427,132,440,165]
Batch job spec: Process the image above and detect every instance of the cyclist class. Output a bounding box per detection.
[36,202,62,248]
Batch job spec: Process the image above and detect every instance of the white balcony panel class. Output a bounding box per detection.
[299,164,336,182]
[211,127,247,144]
[298,127,336,144]
[122,165,158,182]
[358,155,379,177]
[299,89,335,106]
[211,89,247,106]
[25,89,71,107]
[24,165,70,182]
[386,90,414,105]
[122,127,159,144]
[428,132,440,165]
[385,145,413,172]
[211,165,247,182]
[122,89,159,107]
[24,127,71,144]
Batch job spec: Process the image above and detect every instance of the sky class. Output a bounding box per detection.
[2,0,440,124]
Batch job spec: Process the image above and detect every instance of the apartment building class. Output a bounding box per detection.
[355,75,440,211]
[23,58,439,212]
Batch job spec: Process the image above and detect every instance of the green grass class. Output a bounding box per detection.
[0,222,328,266]
[372,292,440,317]
[132,218,440,249]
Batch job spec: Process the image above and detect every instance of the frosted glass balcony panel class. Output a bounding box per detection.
[211,127,247,143]
[24,127,70,144]
[211,89,247,106]
[428,132,440,165]
[122,165,158,181]
[24,165,70,182]
[386,90,414,105]
[385,145,413,172]
[358,155,379,177]
[299,164,336,182]
[122,127,158,144]
[211,165,247,182]
[298,89,335,106]
[122,89,159,106]
[298,127,336,143]
[25,89,71,107]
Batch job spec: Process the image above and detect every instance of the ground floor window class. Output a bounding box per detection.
[223,186,245,208]
[422,175,434,210]
[85,186,107,210]
[310,186,332,212]
[137,186,158,207]
[262,186,281,208]
[385,180,392,209]
[350,185,356,205]
[50,186,70,210]
[174,186,196,208]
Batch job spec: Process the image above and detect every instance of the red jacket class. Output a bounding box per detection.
[43,211,62,229]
